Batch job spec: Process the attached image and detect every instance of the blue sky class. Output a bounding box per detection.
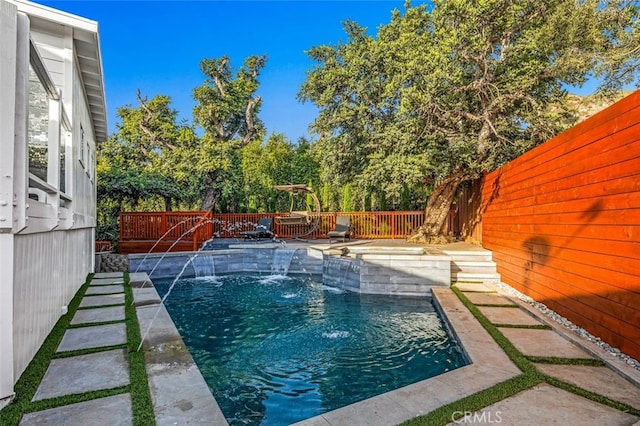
[37,0,408,142]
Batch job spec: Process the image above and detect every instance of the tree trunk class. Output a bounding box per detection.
[199,171,222,211]
[199,186,219,211]
[408,170,467,243]
[164,196,173,211]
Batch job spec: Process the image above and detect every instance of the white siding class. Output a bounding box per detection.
[12,228,92,380]
[71,62,96,226]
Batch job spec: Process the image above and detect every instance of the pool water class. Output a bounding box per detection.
[154,274,466,425]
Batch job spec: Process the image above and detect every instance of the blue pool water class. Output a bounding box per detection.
[154,274,466,425]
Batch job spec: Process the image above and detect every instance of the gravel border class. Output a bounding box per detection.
[493,281,640,371]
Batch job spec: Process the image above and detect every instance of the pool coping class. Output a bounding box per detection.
[133,271,522,425]
[131,272,229,425]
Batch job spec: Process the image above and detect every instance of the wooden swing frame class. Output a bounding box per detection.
[274,184,321,239]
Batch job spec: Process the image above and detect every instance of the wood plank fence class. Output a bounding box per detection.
[119,211,214,253]
[480,90,640,360]
[118,210,426,254]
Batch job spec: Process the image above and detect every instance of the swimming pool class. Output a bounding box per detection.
[154,274,467,425]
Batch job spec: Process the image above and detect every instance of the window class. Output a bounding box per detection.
[27,64,49,182]
[60,127,70,194]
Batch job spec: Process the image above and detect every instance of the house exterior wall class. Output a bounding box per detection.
[0,0,105,404]
[12,229,93,381]
[481,90,640,360]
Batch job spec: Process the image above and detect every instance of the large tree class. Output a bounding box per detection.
[193,55,267,210]
[96,93,199,242]
[299,0,638,241]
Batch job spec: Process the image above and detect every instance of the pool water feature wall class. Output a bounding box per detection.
[271,248,296,275]
[130,248,323,280]
[130,245,453,295]
[191,254,216,277]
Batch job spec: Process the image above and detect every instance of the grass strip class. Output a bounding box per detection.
[527,356,605,366]
[53,345,128,359]
[122,271,156,426]
[544,375,640,416]
[401,287,543,426]
[401,374,542,426]
[83,291,126,296]
[493,324,551,330]
[473,303,518,307]
[68,319,125,329]
[26,386,128,414]
[452,287,535,374]
[0,275,92,425]
[76,303,125,310]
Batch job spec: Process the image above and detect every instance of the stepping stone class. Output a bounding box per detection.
[499,328,593,359]
[455,283,494,292]
[452,383,639,426]
[86,285,124,295]
[94,272,124,279]
[33,350,129,401]
[535,364,640,410]
[71,306,125,325]
[478,306,543,326]
[20,393,132,426]
[58,323,127,352]
[91,277,125,286]
[133,287,161,306]
[80,294,125,308]
[464,292,516,306]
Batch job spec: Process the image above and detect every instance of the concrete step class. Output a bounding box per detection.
[452,271,501,283]
[441,249,493,263]
[451,260,497,272]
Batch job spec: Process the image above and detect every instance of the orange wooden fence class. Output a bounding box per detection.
[209,211,425,239]
[481,90,640,360]
[119,211,213,253]
[118,210,425,253]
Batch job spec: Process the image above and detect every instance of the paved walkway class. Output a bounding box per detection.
[446,282,640,426]
[20,272,133,425]
[12,271,640,425]
[18,271,224,426]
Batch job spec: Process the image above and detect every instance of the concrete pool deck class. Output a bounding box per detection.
[14,243,640,425]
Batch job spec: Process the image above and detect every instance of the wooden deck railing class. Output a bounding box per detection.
[201,211,425,239]
[119,210,213,251]
[118,210,426,253]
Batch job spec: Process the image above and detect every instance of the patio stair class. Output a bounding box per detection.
[440,247,501,284]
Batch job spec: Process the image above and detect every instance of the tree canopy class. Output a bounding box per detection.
[97,1,638,244]
[193,55,267,210]
[299,0,639,239]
